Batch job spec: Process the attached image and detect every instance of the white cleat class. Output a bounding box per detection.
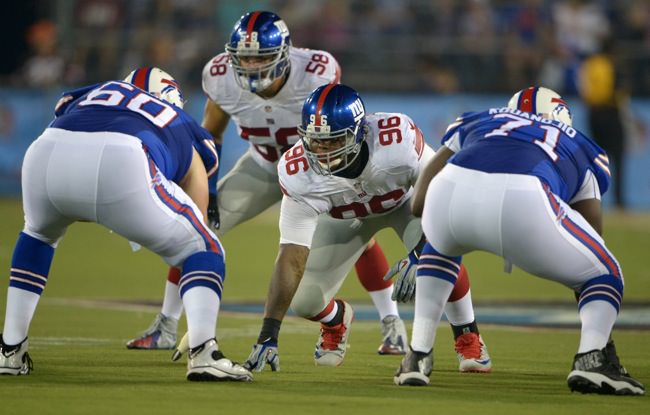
[187,338,252,382]
[0,336,33,376]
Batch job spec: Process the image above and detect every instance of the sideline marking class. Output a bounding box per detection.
[41,298,650,329]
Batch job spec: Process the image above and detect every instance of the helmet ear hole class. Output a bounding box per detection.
[507,86,572,127]
[123,67,185,109]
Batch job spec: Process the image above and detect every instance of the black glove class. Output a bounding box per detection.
[207,193,220,230]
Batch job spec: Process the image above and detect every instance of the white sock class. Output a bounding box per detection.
[318,301,339,324]
[369,286,399,321]
[444,289,475,326]
[578,301,617,353]
[3,287,40,345]
[161,281,184,320]
[410,277,454,353]
[182,287,220,349]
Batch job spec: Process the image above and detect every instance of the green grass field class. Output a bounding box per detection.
[0,197,648,413]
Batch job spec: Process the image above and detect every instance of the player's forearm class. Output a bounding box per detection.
[263,244,309,321]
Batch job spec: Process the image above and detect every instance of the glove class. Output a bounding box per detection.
[207,193,220,230]
[243,338,280,372]
[383,249,419,303]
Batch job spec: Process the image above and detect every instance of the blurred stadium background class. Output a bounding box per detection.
[1,0,649,208]
[0,2,649,410]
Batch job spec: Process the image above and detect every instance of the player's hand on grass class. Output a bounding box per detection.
[384,249,418,303]
[243,338,280,372]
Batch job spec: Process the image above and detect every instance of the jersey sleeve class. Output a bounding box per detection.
[190,122,219,178]
[53,83,102,117]
[278,195,319,247]
[294,48,342,87]
[320,51,341,84]
[577,133,611,196]
[375,113,429,187]
[441,110,485,151]
[201,53,232,103]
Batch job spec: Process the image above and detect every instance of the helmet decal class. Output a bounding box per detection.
[508,86,573,127]
[124,67,185,109]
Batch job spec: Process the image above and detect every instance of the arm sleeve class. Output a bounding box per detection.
[279,196,320,248]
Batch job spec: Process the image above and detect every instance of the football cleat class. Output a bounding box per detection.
[567,347,645,395]
[455,332,492,373]
[314,301,354,366]
[187,338,253,382]
[0,335,33,376]
[377,315,407,355]
[126,313,178,350]
[394,346,433,386]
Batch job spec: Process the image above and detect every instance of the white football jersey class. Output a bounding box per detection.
[278,112,434,246]
[202,46,341,173]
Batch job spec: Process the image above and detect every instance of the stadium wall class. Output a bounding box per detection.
[1,89,648,210]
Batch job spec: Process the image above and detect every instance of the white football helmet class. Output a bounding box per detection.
[507,86,572,126]
[123,67,185,109]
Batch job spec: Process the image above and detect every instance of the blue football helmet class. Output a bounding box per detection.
[298,84,367,176]
[225,11,291,93]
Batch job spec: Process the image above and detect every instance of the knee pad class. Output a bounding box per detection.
[578,274,624,313]
[180,251,225,299]
[416,242,462,285]
[10,232,55,295]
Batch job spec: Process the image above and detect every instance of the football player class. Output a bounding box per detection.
[127,11,408,356]
[0,67,251,382]
[242,84,491,371]
[396,86,645,395]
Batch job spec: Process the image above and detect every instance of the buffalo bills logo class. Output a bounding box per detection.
[551,97,572,123]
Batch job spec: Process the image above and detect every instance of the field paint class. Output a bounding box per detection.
[41,297,650,329]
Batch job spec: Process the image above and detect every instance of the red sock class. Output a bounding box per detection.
[354,241,391,291]
[167,267,181,285]
[308,299,336,322]
[448,264,470,301]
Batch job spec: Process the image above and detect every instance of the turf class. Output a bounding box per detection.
[0,197,648,413]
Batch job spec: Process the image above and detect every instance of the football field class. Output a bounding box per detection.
[0,197,648,413]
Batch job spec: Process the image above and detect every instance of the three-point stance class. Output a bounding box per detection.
[127,11,406,354]
[243,84,491,372]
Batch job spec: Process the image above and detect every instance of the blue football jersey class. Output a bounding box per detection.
[442,107,610,202]
[49,81,217,183]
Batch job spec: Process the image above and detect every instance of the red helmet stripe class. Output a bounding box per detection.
[315,83,336,126]
[518,87,536,113]
[246,11,261,42]
[132,67,152,91]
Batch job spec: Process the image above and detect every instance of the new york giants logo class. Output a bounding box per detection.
[350,98,365,124]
